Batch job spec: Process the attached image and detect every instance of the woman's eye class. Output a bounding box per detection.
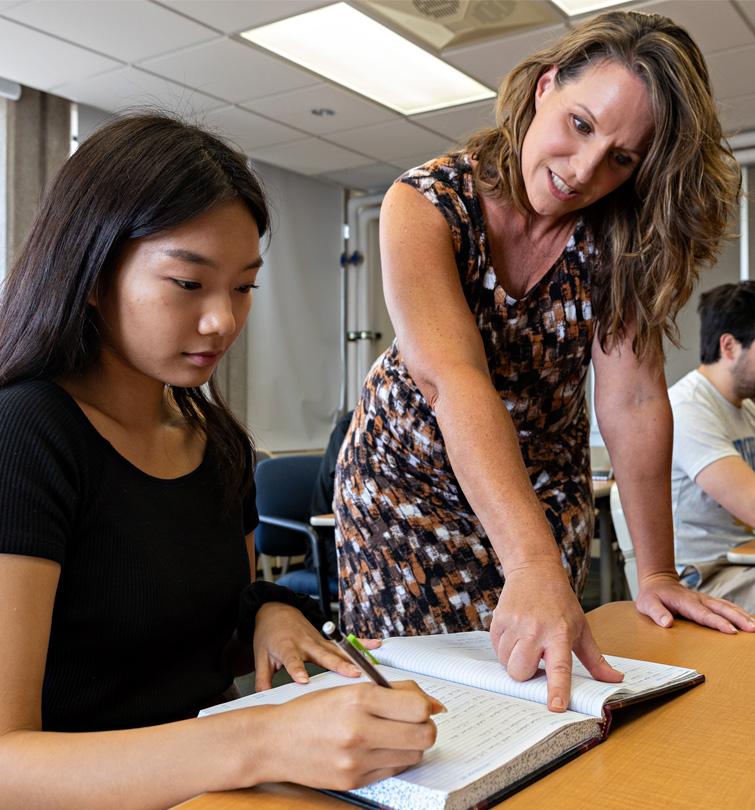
[614,153,633,168]
[172,279,201,290]
[572,115,591,135]
[236,283,259,294]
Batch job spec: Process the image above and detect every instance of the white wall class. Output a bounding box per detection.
[664,231,743,386]
[246,161,343,452]
[0,98,7,283]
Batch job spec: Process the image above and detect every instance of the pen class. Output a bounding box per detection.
[322,621,393,688]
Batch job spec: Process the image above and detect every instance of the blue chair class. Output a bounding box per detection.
[254,455,337,617]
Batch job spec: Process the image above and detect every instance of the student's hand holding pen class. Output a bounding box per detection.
[250,604,445,790]
[255,680,443,790]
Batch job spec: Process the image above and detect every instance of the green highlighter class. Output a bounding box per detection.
[322,622,391,688]
[346,633,380,665]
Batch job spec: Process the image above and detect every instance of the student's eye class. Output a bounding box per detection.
[572,115,591,135]
[236,283,259,294]
[172,279,201,291]
[614,153,633,168]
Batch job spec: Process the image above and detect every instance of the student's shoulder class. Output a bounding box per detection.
[0,379,91,451]
[0,378,76,415]
[669,370,719,412]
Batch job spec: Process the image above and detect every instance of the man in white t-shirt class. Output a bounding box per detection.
[669,281,755,612]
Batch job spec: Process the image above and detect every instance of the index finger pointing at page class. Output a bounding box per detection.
[543,640,574,712]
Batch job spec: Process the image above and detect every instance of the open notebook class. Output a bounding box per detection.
[200,631,703,810]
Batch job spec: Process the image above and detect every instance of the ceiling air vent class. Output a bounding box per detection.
[358,0,563,50]
[413,0,461,20]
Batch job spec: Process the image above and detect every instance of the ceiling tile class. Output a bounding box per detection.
[707,44,755,101]
[54,65,224,115]
[391,151,446,173]
[321,162,400,192]
[138,38,319,103]
[2,0,217,62]
[240,83,398,135]
[411,99,496,142]
[632,0,754,54]
[202,105,305,151]
[326,119,452,162]
[738,1,755,28]
[442,23,568,88]
[249,138,372,175]
[719,92,755,136]
[0,1,26,9]
[0,17,119,91]
[161,0,331,35]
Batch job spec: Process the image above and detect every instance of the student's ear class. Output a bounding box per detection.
[87,282,101,309]
[534,66,559,110]
[719,333,740,363]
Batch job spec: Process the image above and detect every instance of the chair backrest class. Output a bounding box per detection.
[254,455,323,557]
[610,483,639,598]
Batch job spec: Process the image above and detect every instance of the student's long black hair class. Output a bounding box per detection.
[0,112,269,499]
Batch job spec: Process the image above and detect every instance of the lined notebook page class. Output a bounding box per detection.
[375,632,697,717]
[201,667,596,802]
[361,673,593,793]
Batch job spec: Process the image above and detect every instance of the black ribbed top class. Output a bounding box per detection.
[0,380,257,731]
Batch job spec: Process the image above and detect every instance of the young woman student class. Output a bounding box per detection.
[335,8,755,713]
[0,114,441,808]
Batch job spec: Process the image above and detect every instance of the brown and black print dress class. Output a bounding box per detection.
[335,153,597,638]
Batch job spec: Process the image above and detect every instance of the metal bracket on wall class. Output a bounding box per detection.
[347,330,382,342]
[340,250,363,268]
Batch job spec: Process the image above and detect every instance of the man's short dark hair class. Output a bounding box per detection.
[698,281,755,364]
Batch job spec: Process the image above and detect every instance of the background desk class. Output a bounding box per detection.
[177,602,755,810]
[592,479,618,603]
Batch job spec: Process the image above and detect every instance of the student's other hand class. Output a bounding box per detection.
[258,680,443,790]
[252,602,382,690]
[491,561,623,712]
[635,572,755,633]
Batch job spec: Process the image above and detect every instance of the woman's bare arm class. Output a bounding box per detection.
[381,182,561,571]
[592,331,755,631]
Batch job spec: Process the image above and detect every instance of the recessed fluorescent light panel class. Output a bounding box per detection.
[240,2,495,116]
[550,0,630,15]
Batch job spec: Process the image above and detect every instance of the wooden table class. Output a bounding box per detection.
[177,602,755,809]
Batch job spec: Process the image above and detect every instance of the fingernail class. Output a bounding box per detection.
[432,701,448,714]
[660,615,671,627]
[551,696,564,710]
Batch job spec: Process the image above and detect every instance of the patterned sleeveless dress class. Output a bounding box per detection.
[335,153,597,638]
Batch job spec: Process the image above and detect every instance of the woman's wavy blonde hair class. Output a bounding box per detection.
[465,10,741,363]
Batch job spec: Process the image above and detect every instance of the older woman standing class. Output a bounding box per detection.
[335,10,754,712]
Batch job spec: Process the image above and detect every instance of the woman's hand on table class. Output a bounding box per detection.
[635,572,755,633]
[491,561,624,712]
[258,680,444,790]
[252,602,381,690]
